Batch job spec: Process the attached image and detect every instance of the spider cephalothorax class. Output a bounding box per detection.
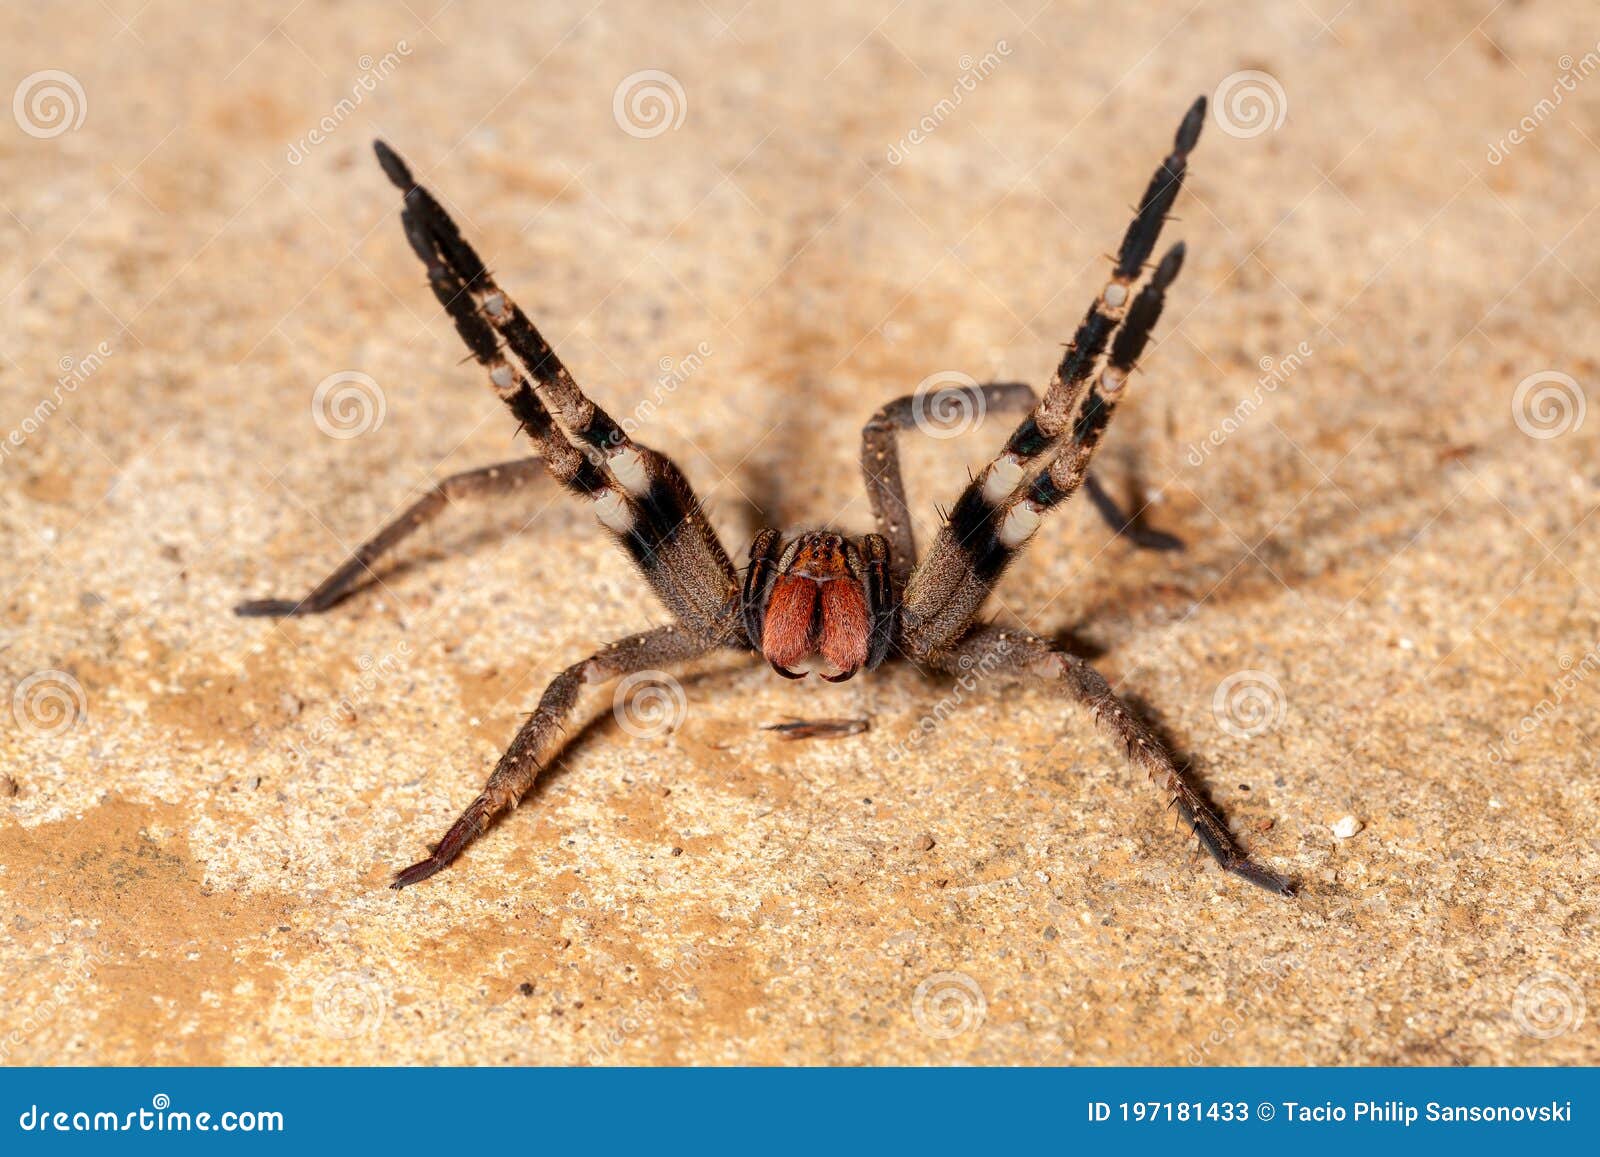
[238,95,1294,897]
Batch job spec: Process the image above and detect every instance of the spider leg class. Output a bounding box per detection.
[860,382,1179,586]
[235,456,547,617]
[860,381,1035,586]
[392,624,713,888]
[370,142,740,642]
[931,623,1294,896]
[902,97,1204,658]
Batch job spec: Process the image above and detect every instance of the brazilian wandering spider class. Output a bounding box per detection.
[237,95,1293,896]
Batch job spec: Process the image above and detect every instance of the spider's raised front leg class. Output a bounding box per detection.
[393,625,715,888]
[860,383,1180,587]
[236,456,547,617]
[370,140,743,643]
[902,96,1203,657]
[860,381,1035,586]
[932,624,1293,896]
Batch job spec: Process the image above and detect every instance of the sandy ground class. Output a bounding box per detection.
[1,0,1597,1066]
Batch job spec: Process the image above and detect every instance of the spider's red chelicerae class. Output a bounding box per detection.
[239,95,1293,897]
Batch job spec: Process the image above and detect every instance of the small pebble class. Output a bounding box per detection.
[0,775,16,798]
[916,834,936,851]
[670,846,683,856]
[1331,815,1362,840]
[518,982,534,997]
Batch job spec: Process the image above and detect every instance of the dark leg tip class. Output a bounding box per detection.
[1152,241,1186,287]
[1229,858,1296,898]
[391,857,445,890]
[373,139,414,190]
[1177,95,1206,152]
[234,598,308,618]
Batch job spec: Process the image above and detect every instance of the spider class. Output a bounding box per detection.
[238,95,1293,897]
